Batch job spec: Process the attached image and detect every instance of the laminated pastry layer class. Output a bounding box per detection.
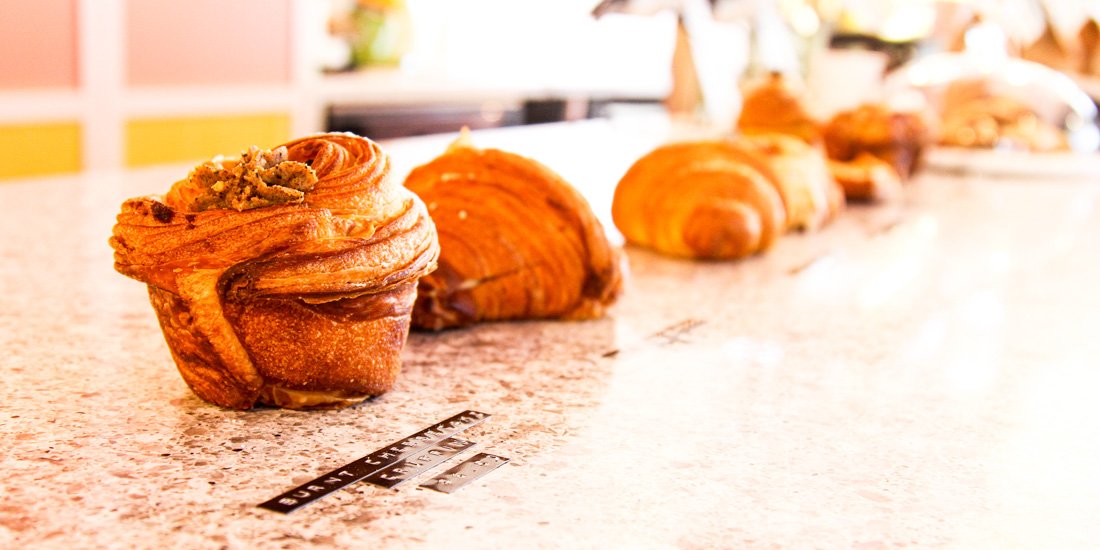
[110,133,438,409]
[404,140,622,330]
[612,140,788,260]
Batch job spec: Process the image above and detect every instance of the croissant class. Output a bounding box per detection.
[612,140,788,260]
[403,133,622,330]
[110,133,439,410]
[737,133,844,231]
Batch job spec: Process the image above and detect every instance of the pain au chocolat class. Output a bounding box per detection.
[110,133,439,410]
[403,131,622,330]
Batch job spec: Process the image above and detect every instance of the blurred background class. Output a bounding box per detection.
[1,0,1098,180]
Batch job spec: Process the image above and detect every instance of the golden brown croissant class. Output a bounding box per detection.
[110,133,439,409]
[403,133,622,330]
[612,140,788,260]
[737,133,844,231]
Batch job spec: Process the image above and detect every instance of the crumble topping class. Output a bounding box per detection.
[186,146,318,212]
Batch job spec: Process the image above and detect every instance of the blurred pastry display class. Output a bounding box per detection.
[110,133,439,410]
[404,131,622,330]
[822,103,928,182]
[885,44,1100,155]
[734,74,909,203]
[938,79,1069,152]
[737,72,822,144]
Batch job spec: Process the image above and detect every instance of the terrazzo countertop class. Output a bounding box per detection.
[3,120,1100,548]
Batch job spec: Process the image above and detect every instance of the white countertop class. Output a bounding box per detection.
[2,119,1100,548]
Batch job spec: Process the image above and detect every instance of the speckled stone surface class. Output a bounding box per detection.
[3,120,1100,548]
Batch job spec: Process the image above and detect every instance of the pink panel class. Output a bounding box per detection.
[126,0,290,86]
[0,0,78,89]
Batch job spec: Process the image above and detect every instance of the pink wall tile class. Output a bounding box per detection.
[126,0,290,86]
[0,0,78,89]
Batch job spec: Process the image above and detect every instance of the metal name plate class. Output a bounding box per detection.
[419,453,511,494]
[258,410,490,513]
[362,437,475,489]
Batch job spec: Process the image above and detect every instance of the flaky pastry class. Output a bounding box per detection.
[110,133,438,409]
[737,133,844,231]
[612,140,788,260]
[827,153,903,202]
[737,72,821,144]
[823,103,928,181]
[404,132,622,330]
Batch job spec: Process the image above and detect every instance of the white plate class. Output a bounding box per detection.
[922,146,1100,180]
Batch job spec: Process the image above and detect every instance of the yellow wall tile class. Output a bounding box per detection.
[125,113,291,167]
[0,122,81,179]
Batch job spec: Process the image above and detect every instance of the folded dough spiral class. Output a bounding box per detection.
[110,133,438,409]
[404,134,622,330]
[613,135,845,260]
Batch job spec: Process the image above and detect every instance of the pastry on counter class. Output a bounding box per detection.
[110,133,439,410]
[404,131,622,330]
[737,132,845,231]
[827,153,903,202]
[737,72,821,144]
[822,103,928,182]
[612,139,788,260]
[939,93,1069,153]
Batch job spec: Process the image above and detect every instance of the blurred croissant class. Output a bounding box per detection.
[110,133,438,409]
[404,132,622,330]
[612,136,841,260]
[737,133,844,231]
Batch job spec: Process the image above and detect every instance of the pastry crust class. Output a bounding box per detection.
[737,72,821,144]
[822,104,928,181]
[612,140,787,260]
[939,93,1068,152]
[737,133,844,231]
[110,133,438,409]
[404,134,622,330]
[827,153,903,202]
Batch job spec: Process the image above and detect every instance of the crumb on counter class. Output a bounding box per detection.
[185,146,318,212]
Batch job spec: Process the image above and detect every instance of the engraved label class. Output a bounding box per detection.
[601,319,705,359]
[363,438,475,490]
[419,453,511,494]
[648,318,705,346]
[258,411,490,513]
